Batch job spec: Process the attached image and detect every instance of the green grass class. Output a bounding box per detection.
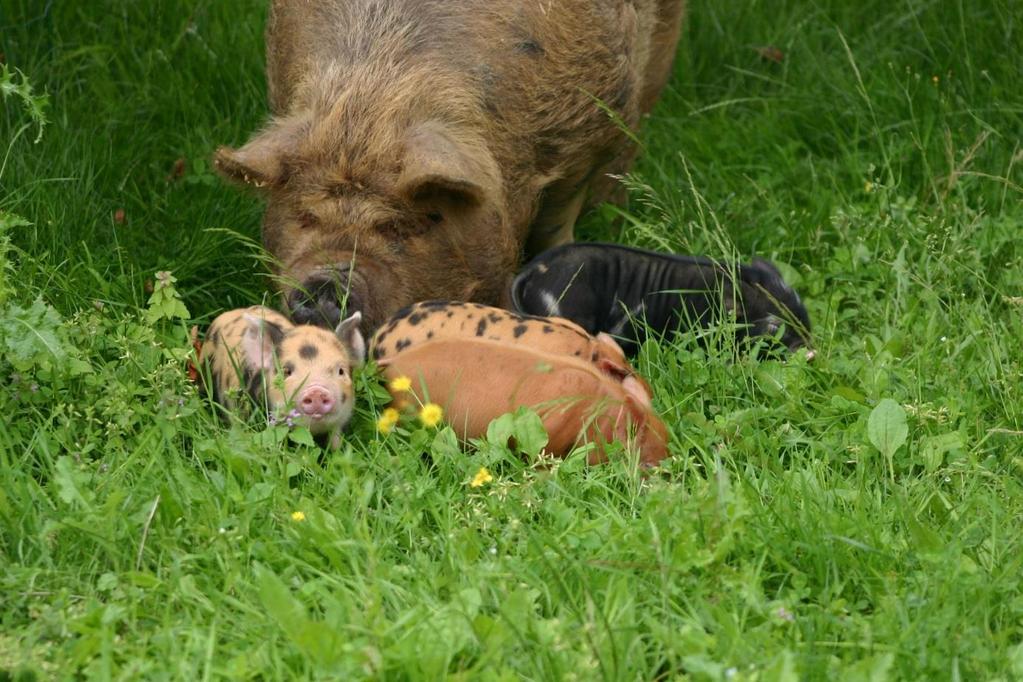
[2,0,1023,678]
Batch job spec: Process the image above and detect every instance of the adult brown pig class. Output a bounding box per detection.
[372,301,670,466]
[214,0,686,332]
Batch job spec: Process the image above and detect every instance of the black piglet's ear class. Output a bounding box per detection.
[335,311,366,367]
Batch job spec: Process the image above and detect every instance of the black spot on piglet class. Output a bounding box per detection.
[299,344,318,360]
[476,319,488,336]
[513,324,528,338]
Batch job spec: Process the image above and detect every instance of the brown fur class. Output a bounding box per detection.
[215,0,686,331]
[371,301,669,466]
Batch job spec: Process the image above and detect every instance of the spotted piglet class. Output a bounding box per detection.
[372,301,670,466]
[198,305,365,447]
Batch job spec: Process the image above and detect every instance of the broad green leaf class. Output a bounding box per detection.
[145,270,190,323]
[868,399,908,457]
[287,427,316,448]
[1,298,68,372]
[840,652,894,682]
[431,426,461,459]
[486,407,548,458]
[833,385,867,404]
[254,564,306,633]
[905,516,943,554]
[917,431,963,472]
[762,649,799,682]
[53,456,93,509]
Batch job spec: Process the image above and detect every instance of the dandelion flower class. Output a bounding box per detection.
[290,511,306,522]
[389,375,412,393]
[470,467,494,488]
[377,407,400,434]
[419,403,444,427]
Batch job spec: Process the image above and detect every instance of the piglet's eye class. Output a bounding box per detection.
[337,367,346,376]
[283,364,294,377]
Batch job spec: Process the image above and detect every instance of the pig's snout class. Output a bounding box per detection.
[299,386,335,418]
[288,267,363,329]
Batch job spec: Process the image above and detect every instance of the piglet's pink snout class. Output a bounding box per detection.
[299,386,334,418]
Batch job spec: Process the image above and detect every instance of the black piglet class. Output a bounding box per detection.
[510,243,812,357]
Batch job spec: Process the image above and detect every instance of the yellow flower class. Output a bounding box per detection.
[290,511,306,522]
[864,181,874,193]
[376,407,400,434]
[470,467,494,488]
[419,402,444,428]
[389,375,412,393]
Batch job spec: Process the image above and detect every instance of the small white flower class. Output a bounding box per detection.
[725,667,738,679]
[941,336,947,342]
[775,606,796,622]
[218,527,226,534]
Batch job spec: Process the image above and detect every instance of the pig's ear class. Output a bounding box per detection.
[398,122,500,208]
[241,313,286,370]
[597,356,629,381]
[335,311,366,367]
[621,375,654,409]
[595,333,633,380]
[596,333,628,360]
[214,116,306,190]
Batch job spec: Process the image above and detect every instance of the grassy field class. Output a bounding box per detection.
[2,0,1023,678]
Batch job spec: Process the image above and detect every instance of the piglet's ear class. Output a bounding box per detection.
[595,333,632,378]
[335,311,366,367]
[214,114,308,190]
[241,314,286,370]
[398,122,501,208]
[621,375,654,409]
[597,357,629,380]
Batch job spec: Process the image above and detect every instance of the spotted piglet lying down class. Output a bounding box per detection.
[198,306,365,447]
[511,243,812,357]
[371,301,670,466]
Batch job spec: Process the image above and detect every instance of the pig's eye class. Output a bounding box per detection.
[337,366,346,377]
[283,363,294,377]
[297,211,318,229]
[426,211,443,224]
[377,217,429,239]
